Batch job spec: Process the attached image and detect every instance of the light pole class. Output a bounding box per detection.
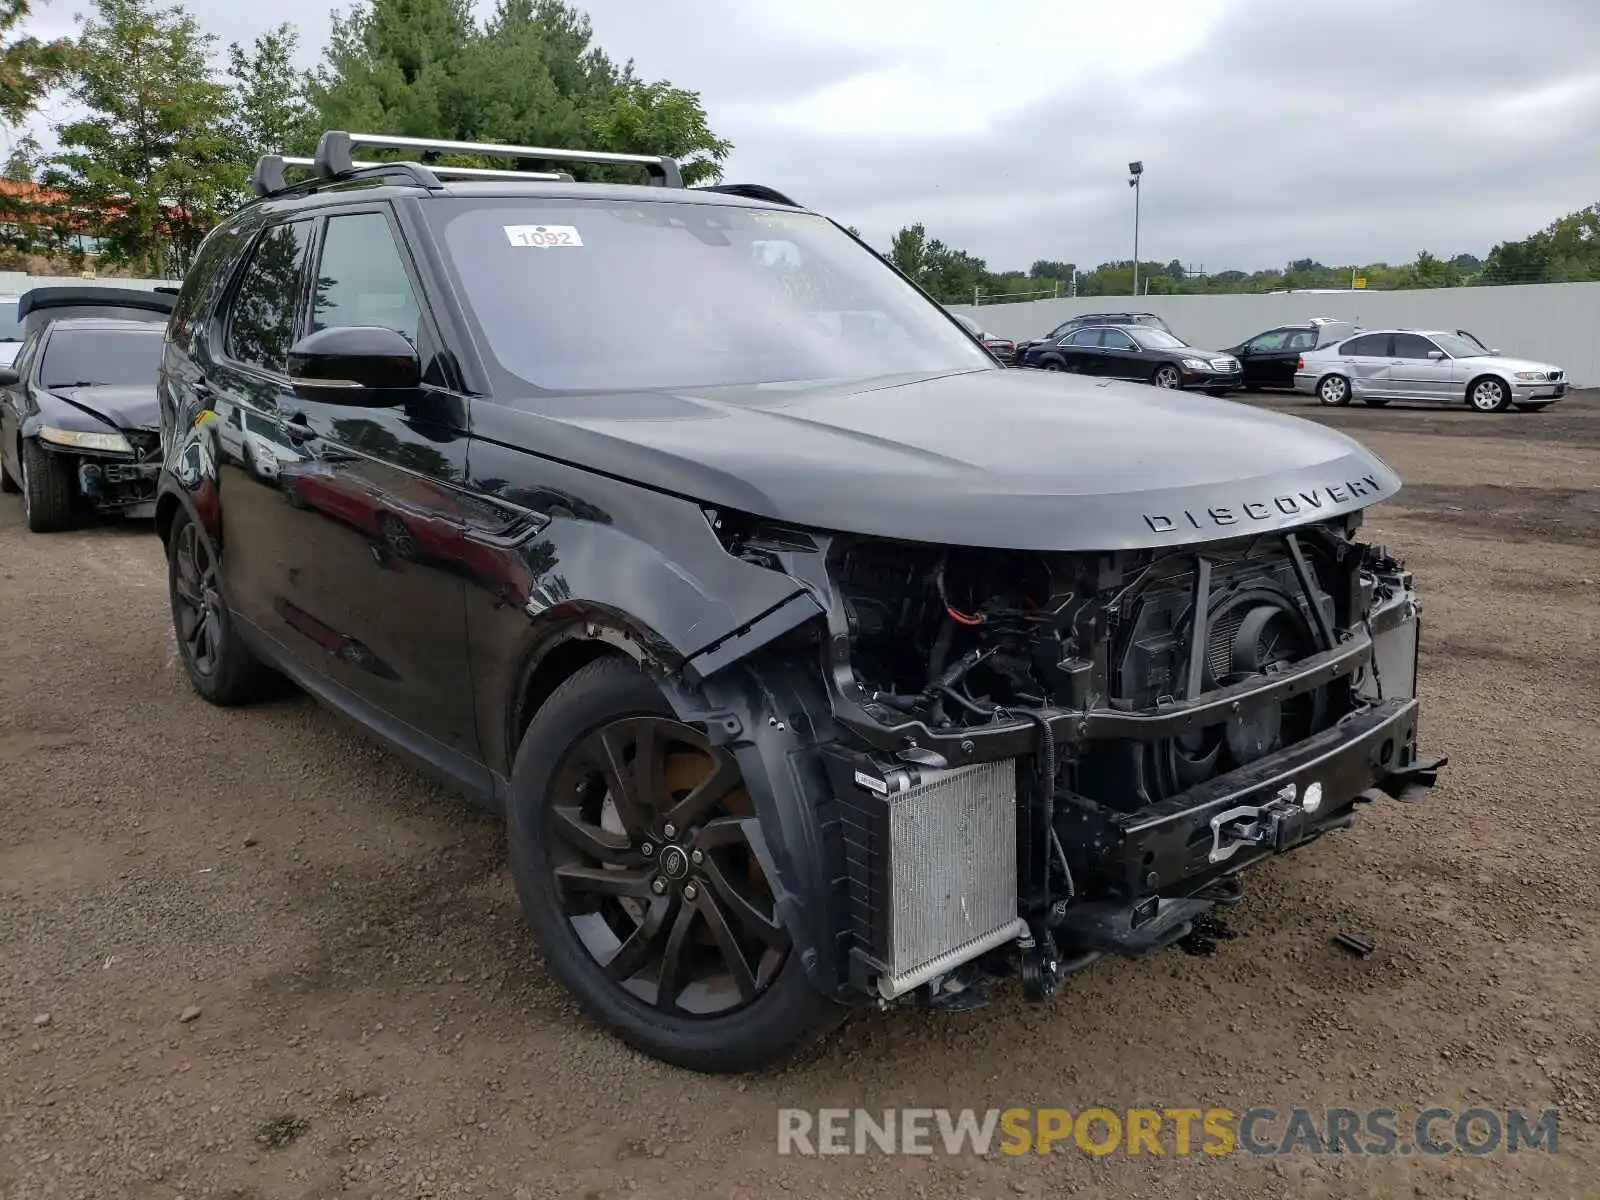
[1128,161,1143,298]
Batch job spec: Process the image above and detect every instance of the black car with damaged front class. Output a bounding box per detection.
[154,130,1446,1075]
[1,296,172,531]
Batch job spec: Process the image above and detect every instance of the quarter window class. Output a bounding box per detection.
[225,220,314,372]
[310,212,422,344]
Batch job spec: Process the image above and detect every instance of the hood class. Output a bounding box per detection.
[49,384,159,431]
[1476,354,1560,375]
[487,368,1401,552]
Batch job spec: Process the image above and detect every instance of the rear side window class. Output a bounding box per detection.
[225,220,314,373]
[1340,334,1390,357]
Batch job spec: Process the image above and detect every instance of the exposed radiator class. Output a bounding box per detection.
[837,758,1027,999]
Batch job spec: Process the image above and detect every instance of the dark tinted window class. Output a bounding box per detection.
[310,211,422,343]
[170,220,247,350]
[1340,334,1390,357]
[1246,328,1292,352]
[226,220,313,372]
[40,328,163,388]
[1100,328,1138,350]
[428,198,991,391]
[1064,328,1100,347]
[1391,333,1439,359]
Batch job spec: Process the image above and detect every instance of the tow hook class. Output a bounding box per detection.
[1207,781,1325,864]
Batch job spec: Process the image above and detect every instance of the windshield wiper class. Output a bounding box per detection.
[47,380,111,388]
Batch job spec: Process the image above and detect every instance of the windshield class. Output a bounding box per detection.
[40,328,164,388]
[1130,328,1188,350]
[0,300,21,341]
[1430,333,1489,358]
[427,198,992,391]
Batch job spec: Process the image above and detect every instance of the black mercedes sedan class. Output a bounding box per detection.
[0,316,167,531]
[1026,323,1241,394]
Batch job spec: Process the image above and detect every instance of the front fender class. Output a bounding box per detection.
[463,442,822,780]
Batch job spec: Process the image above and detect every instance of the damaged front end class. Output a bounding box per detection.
[703,506,1445,1011]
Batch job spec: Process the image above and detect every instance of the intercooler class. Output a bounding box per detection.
[836,759,1028,999]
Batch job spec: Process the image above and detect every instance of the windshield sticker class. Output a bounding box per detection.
[503,224,583,248]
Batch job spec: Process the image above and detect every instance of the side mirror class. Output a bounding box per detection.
[0,366,17,386]
[1427,350,1446,360]
[286,326,421,403]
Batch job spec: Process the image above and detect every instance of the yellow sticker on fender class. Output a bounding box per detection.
[193,409,216,427]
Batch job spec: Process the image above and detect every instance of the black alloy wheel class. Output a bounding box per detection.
[508,657,842,1072]
[549,714,788,1016]
[166,509,278,705]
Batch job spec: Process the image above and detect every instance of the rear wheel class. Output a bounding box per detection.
[19,438,76,532]
[1468,377,1510,413]
[506,656,842,1073]
[167,508,278,705]
[1316,375,1351,407]
[1153,364,1182,389]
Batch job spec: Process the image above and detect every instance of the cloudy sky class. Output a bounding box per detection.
[17,0,1600,273]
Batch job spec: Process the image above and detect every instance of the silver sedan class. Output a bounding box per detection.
[1292,329,1568,412]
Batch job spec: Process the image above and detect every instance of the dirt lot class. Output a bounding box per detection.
[2,392,1596,1199]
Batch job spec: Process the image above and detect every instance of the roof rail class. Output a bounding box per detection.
[250,154,574,198]
[694,183,802,208]
[250,129,682,199]
[320,131,682,188]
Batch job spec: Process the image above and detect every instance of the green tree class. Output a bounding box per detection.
[46,0,237,276]
[226,23,313,162]
[307,0,730,184]
[888,222,928,281]
[0,0,74,124]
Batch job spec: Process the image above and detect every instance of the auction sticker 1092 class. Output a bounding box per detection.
[503,225,583,247]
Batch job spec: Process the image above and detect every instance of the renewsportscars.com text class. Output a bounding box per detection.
[777,1107,1560,1157]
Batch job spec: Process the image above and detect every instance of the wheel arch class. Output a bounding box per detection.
[1465,371,1513,407]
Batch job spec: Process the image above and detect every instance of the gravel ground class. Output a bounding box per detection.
[2,392,1596,1199]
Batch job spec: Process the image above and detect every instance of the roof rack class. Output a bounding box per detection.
[249,129,685,199]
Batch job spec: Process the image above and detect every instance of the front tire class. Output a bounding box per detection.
[19,438,76,532]
[1153,364,1182,389]
[1468,377,1511,412]
[506,656,842,1073]
[1040,358,1064,372]
[166,508,278,705]
[1317,374,1352,406]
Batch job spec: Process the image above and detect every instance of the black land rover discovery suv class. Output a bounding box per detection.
[155,131,1445,1073]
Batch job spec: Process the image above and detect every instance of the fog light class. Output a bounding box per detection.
[1302,781,1323,814]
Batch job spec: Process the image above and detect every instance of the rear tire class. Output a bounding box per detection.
[19,438,77,532]
[1467,377,1510,413]
[0,447,17,493]
[506,656,844,1073]
[1316,375,1352,407]
[166,507,279,705]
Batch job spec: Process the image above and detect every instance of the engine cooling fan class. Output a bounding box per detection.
[1149,587,1327,799]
